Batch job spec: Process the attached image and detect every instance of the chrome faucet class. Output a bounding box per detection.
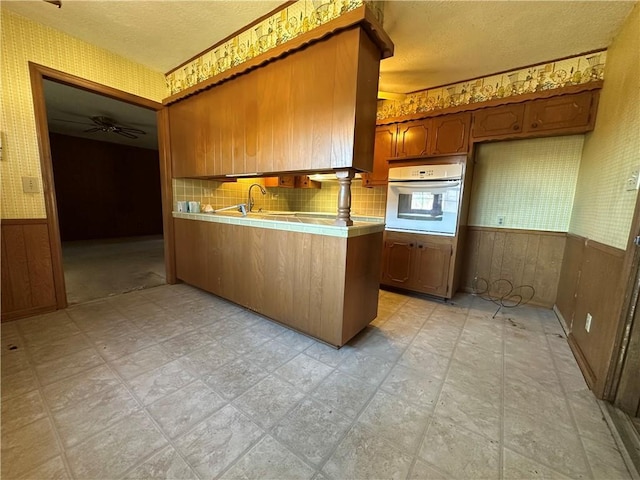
[247,183,267,213]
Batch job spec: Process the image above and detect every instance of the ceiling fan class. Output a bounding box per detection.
[53,116,147,139]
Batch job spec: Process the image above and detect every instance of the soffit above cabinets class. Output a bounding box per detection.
[3,1,635,94]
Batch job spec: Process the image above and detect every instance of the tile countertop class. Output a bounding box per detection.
[172,211,385,238]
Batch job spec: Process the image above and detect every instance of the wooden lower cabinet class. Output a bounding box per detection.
[381,230,453,298]
[174,218,382,346]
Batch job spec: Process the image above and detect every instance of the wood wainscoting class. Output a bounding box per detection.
[461,226,566,308]
[556,233,626,397]
[1,219,58,321]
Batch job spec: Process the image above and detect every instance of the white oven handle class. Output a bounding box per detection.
[388,180,461,193]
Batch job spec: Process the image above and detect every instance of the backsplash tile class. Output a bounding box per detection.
[173,178,386,218]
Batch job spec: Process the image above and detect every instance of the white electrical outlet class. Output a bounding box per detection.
[585,313,593,333]
[22,176,39,193]
[625,169,640,191]
[497,215,505,226]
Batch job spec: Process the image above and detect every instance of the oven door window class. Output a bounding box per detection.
[386,181,461,235]
[398,192,443,221]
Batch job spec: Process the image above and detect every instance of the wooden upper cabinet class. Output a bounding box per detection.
[430,113,471,155]
[524,91,595,134]
[396,119,431,157]
[169,95,206,178]
[470,90,598,141]
[362,125,397,187]
[168,26,382,178]
[472,104,525,139]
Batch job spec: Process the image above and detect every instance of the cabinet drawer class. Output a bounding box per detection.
[472,104,525,139]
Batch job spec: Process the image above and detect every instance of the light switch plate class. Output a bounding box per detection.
[22,176,39,193]
[625,169,640,191]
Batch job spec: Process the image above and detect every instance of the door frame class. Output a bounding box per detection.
[28,62,175,310]
[604,163,640,408]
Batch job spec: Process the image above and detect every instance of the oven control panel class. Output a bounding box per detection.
[388,163,463,181]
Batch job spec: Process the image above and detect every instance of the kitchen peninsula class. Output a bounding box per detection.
[174,211,384,346]
[164,6,393,346]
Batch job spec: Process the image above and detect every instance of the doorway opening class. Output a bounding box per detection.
[30,63,170,308]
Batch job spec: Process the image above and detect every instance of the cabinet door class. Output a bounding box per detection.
[472,104,525,139]
[430,113,470,155]
[396,120,431,157]
[525,91,594,134]
[362,125,397,187]
[413,241,452,297]
[381,239,414,286]
[174,219,208,290]
[169,96,206,178]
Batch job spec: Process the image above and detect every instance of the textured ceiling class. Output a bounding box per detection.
[3,0,284,73]
[380,1,636,93]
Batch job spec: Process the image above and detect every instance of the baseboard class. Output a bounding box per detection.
[460,286,553,309]
[553,304,571,335]
[1,304,57,322]
[567,332,597,389]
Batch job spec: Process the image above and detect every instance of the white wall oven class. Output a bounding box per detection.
[385,163,463,236]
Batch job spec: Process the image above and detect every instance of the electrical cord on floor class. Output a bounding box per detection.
[471,277,536,318]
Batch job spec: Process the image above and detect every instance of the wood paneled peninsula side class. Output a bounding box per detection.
[173,212,384,347]
[164,9,393,345]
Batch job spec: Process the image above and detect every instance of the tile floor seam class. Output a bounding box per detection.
[225,392,323,478]
[262,341,400,467]
[97,357,204,480]
[543,320,599,480]
[313,350,407,475]
[312,299,441,479]
[410,300,475,478]
[13,324,76,480]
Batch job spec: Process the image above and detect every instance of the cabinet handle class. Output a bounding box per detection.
[418,244,423,248]
[513,125,520,131]
[409,243,414,247]
[531,122,538,128]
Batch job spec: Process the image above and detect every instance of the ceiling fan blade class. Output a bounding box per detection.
[91,116,116,127]
[115,131,138,139]
[118,127,146,135]
[83,127,101,133]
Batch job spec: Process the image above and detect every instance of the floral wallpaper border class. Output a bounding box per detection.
[166,0,384,96]
[377,51,606,120]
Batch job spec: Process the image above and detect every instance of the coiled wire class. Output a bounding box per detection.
[471,277,536,318]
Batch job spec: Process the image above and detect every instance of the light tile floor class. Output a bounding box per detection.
[1,284,632,479]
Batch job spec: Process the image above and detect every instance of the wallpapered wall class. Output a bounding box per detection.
[570,4,640,250]
[0,9,166,220]
[468,136,584,231]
